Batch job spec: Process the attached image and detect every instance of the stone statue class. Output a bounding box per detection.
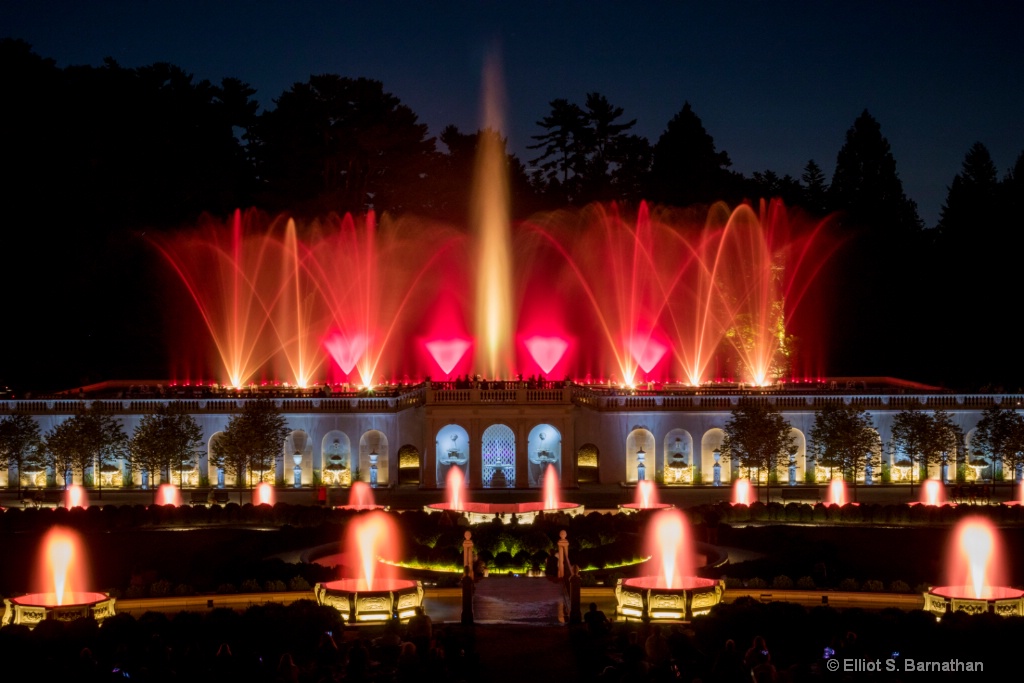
[557,530,571,579]
[463,530,474,579]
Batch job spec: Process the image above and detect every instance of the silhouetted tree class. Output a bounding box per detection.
[826,111,925,381]
[971,405,1024,482]
[808,403,880,497]
[0,413,43,494]
[42,405,128,488]
[528,98,589,204]
[129,403,205,487]
[649,102,733,208]
[801,159,830,215]
[721,399,795,502]
[829,110,921,233]
[211,400,289,488]
[252,75,436,216]
[890,408,962,494]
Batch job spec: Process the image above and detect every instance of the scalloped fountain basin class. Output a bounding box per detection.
[615,576,724,621]
[924,585,1024,617]
[618,503,673,513]
[3,591,115,627]
[425,501,584,524]
[923,517,1024,618]
[314,579,423,622]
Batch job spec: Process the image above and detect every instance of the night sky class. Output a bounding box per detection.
[4,0,1023,227]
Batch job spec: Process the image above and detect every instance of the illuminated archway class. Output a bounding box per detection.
[482,424,515,488]
[527,424,562,487]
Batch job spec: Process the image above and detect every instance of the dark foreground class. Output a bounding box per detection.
[1,597,1019,682]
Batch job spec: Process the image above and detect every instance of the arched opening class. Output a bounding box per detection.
[527,424,562,487]
[208,432,229,488]
[482,424,515,488]
[321,431,352,486]
[358,430,389,486]
[700,429,727,486]
[436,424,470,488]
[625,427,655,483]
[663,429,694,485]
[577,443,599,483]
[284,430,313,487]
[397,444,420,486]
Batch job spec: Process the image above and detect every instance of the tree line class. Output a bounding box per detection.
[716,399,1024,502]
[3,38,1023,391]
[0,401,288,495]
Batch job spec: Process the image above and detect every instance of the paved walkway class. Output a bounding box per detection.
[473,575,567,624]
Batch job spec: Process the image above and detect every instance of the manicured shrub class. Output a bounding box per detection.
[772,575,793,589]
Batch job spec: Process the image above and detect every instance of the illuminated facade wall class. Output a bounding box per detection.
[0,388,1016,487]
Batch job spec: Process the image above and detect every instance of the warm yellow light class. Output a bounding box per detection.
[621,607,643,617]
[357,613,390,622]
[651,611,683,619]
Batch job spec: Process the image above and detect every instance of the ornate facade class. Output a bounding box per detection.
[1,382,1020,489]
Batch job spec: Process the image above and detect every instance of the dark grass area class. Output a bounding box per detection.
[713,524,1024,589]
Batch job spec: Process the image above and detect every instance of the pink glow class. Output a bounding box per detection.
[156,483,182,507]
[446,467,466,511]
[636,480,659,508]
[645,509,696,590]
[945,517,1011,599]
[65,484,88,509]
[524,336,569,375]
[629,334,668,375]
[731,479,755,506]
[425,338,472,375]
[348,481,376,508]
[35,526,91,607]
[345,511,400,591]
[253,482,275,506]
[543,464,560,510]
[922,479,945,506]
[323,332,368,376]
[1019,480,1024,504]
[154,201,834,386]
[828,479,847,506]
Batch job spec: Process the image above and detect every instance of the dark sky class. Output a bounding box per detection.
[4,0,1023,226]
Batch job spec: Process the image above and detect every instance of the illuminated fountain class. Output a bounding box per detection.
[923,517,1024,617]
[65,484,88,509]
[911,479,951,507]
[426,464,583,524]
[156,483,182,507]
[154,194,833,391]
[826,479,849,506]
[2,526,115,627]
[253,482,275,506]
[615,509,724,621]
[336,481,386,511]
[313,510,423,622]
[620,480,673,513]
[731,478,756,506]
[1002,480,1024,506]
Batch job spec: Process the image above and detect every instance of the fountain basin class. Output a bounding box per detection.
[2,591,116,627]
[618,503,674,514]
[425,501,584,524]
[923,585,1024,618]
[615,576,724,621]
[314,578,423,622]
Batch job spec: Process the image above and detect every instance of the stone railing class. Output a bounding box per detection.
[0,386,426,416]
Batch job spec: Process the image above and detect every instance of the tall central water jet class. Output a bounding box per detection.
[923,516,1024,617]
[2,526,116,626]
[615,509,723,620]
[473,53,513,379]
[314,510,423,622]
